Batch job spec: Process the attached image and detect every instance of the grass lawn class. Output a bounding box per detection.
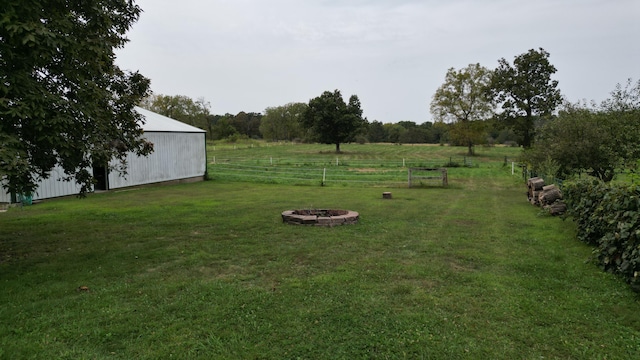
[1,144,639,359]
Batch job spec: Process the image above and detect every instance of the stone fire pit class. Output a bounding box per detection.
[282,209,359,226]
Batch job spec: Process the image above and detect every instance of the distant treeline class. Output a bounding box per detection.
[140,94,518,146]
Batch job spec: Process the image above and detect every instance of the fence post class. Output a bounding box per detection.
[323,168,326,186]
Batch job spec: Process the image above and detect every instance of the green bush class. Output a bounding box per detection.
[565,180,640,290]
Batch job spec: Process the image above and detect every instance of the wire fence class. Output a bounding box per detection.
[515,163,565,189]
[208,156,471,187]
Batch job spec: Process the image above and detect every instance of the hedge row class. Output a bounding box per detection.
[564,180,640,290]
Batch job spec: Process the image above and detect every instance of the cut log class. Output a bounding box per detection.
[529,190,542,206]
[544,201,567,216]
[527,177,545,191]
[538,185,562,205]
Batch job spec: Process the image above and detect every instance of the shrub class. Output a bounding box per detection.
[565,180,640,290]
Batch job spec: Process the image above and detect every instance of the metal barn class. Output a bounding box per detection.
[1,107,207,202]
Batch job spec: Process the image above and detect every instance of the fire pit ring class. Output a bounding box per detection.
[282,209,359,226]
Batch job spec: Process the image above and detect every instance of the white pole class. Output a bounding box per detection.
[213,156,216,164]
[336,158,339,166]
[323,168,326,185]
[403,158,405,167]
[270,157,273,165]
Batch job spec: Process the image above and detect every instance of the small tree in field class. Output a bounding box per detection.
[430,63,494,155]
[302,90,366,153]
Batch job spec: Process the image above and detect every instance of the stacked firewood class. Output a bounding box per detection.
[526,177,566,216]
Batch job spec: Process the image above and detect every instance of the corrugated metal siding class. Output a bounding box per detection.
[31,165,86,200]
[0,182,10,203]
[107,132,206,189]
[1,167,87,201]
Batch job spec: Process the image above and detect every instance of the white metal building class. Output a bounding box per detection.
[1,107,207,202]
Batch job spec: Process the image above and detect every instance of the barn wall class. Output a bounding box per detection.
[31,166,86,200]
[0,183,10,203]
[1,166,86,202]
[107,132,206,189]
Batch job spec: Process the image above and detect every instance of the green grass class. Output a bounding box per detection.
[208,142,518,186]
[1,144,639,359]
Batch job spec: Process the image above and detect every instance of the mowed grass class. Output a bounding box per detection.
[208,142,517,186]
[1,144,639,359]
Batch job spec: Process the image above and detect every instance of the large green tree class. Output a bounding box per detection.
[430,63,494,155]
[523,79,640,182]
[366,120,388,143]
[490,48,562,148]
[0,0,151,196]
[302,90,366,153]
[260,102,307,141]
[230,111,262,139]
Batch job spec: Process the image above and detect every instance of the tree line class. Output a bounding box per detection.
[1,0,634,199]
[142,48,561,154]
[144,47,638,182]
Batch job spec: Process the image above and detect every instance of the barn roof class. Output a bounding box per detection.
[135,106,206,133]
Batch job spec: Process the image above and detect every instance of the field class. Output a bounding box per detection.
[1,143,639,359]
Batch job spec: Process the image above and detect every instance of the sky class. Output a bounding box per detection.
[115,0,640,124]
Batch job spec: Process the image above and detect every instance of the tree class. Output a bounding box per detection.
[210,117,239,140]
[399,127,431,144]
[600,78,640,164]
[489,48,562,148]
[523,103,616,181]
[141,94,211,132]
[430,63,494,155]
[302,90,366,152]
[260,102,307,141]
[366,120,388,143]
[384,123,407,144]
[523,79,640,182]
[1,0,152,197]
[230,111,262,139]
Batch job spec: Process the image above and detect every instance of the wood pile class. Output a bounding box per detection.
[526,177,566,216]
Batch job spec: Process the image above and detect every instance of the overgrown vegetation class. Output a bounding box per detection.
[523,79,640,182]
[564,179,640,290]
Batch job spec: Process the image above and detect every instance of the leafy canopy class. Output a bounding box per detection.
[430,63,494,155]
[140,94,211,131]
[260,102,307,142]
[523,79,640,182]
[302,90,366,153]
[0,0,152,197]
[490,48,562,148]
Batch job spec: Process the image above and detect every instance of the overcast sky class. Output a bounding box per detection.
[115,0,639,123]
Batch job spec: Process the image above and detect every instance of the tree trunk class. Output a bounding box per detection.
[335,142,341,153]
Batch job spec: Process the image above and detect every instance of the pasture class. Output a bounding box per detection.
[1,143,639,359]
